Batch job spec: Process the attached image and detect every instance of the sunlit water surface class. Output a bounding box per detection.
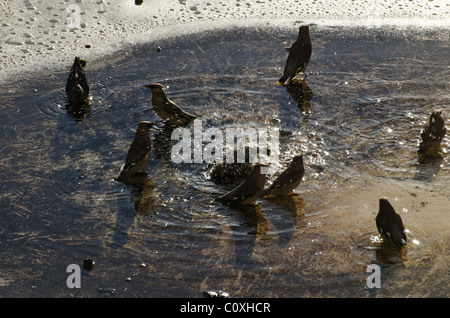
[0,26,448,297]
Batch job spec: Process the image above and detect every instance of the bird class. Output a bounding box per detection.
[277,25,312,86]
[210,162,253,183]
[66,57,90,105]
[210,148,253,183]
[215,164,267,205]
[145,83,196,125]
[261,154,304,196]
[116,121,154,183]
[375,198,407,248]
[418,109,447,156]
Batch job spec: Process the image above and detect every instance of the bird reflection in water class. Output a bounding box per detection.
[374,242,408,264]
[65,101,92,123]
[121,173,156,215]
[227,203,267,268]
[262,193,305,248]
[285,79,313,113]
[417,109,447,164]
[152,122,176,161]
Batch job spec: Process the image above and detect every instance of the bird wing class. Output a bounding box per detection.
[153,97,195,121]
[392,212,405,233]
[169,100,196,119]
[124,137,151,168]
[217,177,263,203]
[264,163,303,194]
[152,100,176,120]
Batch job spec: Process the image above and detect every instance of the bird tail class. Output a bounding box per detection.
[277,74,289,86]
[116,167,126,182]
[184,112,197,119]
[74,57,87,69]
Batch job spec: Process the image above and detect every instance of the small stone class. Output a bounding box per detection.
[83,258,94,270]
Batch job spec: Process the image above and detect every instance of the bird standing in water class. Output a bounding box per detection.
[66,57,90,105]
[145,83,196,125]
[116,121,154,182]
[216,164,267,206]
[277,25,312,86]
[261,154,304,196]
[418,109,447,156]
[375,198,407,248]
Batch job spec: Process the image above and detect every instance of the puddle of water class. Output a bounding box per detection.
[0,26,448,297]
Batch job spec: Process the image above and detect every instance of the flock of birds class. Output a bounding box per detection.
[65,25,447,249]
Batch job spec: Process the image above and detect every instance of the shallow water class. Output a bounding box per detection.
[0,26,448,297]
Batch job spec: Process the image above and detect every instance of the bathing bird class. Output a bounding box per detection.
[66,57,90,105]
[210,148,253,183]
[215,164,267,205]
[145,83,196,125]
[375,198,407,248]
[116,121,154,182]
[418,109,446,156]
[261,154,304,196]
[277,25,312,86]
[210,161,253,183]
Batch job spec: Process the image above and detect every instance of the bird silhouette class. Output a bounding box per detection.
[277,26,312,86]
[262,154,304,196]
[216,164,267,205]
[418,109,446,156]
[375,198,407,248]
[116,121,154,183]
[66,57,90,105]
[145,83,196,125]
